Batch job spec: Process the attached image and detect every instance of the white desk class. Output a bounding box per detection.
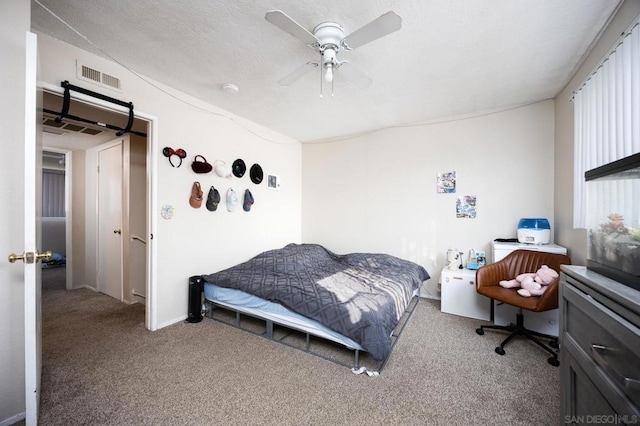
[440,267,491,321]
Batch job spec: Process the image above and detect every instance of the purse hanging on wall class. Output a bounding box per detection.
[191,155,213,174]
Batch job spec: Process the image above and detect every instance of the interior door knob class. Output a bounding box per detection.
[36,251,52,262]
[8,250,52,264]
[114,229,122,234]
[8,252,26,263]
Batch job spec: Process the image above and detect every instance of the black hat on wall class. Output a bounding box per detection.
[232,159,246,178]
[250,163,263,184]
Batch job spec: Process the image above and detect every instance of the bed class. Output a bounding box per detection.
[201,243,430,372]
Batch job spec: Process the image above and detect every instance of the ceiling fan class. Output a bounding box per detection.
[265,10,402,96]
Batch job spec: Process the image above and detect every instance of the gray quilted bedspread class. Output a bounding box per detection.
[203,243,430,360]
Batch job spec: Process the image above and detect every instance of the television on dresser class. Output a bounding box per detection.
[585,152,640,291]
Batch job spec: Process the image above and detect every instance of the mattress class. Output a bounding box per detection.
[203,243,430,360]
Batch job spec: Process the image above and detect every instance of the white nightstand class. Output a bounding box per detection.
[440,267,491,321]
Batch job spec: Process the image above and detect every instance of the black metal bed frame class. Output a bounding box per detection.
[203,296,420,374]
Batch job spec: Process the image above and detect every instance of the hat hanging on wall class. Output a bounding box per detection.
[163,147,187,168]
[250,163,263,184]
[214,160,232,178]
[232,159,246,178]
[206,186,221,211]
[226,188,238,212]
[243,189,254,212]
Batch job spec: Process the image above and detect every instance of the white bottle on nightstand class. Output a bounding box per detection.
[491,241,568,336]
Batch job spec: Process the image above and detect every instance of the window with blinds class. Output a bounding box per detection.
[572,17,640,228]
[42,169,65,217]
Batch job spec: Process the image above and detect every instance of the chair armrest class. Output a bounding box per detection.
[533,278,560,311]
[475,260,512,290]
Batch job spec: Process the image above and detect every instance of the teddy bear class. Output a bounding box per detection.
[499,265,559,297]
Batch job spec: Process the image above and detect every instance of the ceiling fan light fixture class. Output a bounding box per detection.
[324,64,333,82]
[322,47,337,83]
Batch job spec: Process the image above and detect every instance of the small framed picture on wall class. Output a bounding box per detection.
[267,174,281,190]
[437,171,456,193]
[456,195,477,218]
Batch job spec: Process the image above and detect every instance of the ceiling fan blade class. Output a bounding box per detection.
[278,61,318,86]
[342,11,402,50]
[337,62,372,89]
[265,10,320,46]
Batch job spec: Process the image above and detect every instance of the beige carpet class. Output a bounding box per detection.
[37,267,560,425]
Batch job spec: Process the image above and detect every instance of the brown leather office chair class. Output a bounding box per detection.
[475,249,571,366]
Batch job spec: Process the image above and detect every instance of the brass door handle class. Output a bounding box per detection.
[36,251,53,262]
[114,229,122,235]
[8,250,52,264]
[8,253,27,263]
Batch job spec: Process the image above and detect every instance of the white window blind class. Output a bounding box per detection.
[42,169,65,217]
[573,17,640,228]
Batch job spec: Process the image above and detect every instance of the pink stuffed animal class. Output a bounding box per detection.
[499,265,559,297]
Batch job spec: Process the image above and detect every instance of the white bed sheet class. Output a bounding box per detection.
[204,282,364,351]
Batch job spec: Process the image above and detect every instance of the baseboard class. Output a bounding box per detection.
[129,292,146,306]
[157,314,187,329]
[0,411,25,426]
[80,285,98,292]
[420,294,441,301]
[122,298,146,306]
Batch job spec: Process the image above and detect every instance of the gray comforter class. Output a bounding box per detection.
[203,243,430,360]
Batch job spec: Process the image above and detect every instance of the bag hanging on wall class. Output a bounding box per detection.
[191,155,213,174]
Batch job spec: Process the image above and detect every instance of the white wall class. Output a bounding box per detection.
[36,34,302,328]
[302,101,556,297]
[554,0,640,265]
[0,1,29,423]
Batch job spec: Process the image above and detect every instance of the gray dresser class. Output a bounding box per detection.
[560,265,640,424]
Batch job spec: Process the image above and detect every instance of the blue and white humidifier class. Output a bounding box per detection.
[517,218,550,244]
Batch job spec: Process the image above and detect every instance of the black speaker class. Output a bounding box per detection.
[186,275,204,323]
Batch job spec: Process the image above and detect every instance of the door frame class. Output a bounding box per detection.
[41,82,159,331]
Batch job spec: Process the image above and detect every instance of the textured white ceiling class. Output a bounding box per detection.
[31,0,621,142]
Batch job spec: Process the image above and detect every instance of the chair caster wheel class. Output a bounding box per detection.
[549,340,559,349]
[495,347,505,355]
[548,357,560,367]
[476,328,484,335]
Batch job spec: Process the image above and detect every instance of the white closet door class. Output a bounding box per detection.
[97,140,124,300]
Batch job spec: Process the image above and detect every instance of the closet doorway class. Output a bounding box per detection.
[41,88,156,329]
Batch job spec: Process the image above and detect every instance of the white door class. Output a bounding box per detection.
[97,140,124,300]
[24,31,43,426]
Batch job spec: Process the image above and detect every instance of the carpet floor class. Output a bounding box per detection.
[36,267,560,425]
